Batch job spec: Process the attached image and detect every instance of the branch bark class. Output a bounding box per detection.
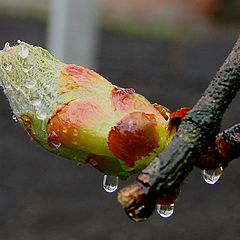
[195,123,240,170]
[118,35,240,222]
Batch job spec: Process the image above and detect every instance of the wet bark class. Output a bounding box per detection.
[118,35,240,221]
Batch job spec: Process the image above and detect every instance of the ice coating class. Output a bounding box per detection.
[0,41,63,120]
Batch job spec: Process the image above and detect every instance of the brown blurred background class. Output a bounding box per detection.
[0,0,239,239]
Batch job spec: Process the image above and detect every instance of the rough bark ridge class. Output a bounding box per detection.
[118,35,240,221]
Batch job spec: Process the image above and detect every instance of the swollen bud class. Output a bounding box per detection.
[0,41,182,179]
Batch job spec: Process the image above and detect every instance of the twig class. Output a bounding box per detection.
[195,123,240,170]
[118,35,240,221]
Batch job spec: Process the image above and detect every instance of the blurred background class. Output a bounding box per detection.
[0,0,239,239]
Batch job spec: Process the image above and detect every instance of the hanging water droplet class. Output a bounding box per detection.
[202,167,224,185]
[18,45,29,59]
[3,62,12,71]
[156,204,174,218]
[24,79,36,89]
[103,175,118,193]
[12,114,18,123]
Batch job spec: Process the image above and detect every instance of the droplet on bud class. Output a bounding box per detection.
[22,65,33,73]
[31,98,42,107]
[48,131,61,149]
[24,79,36,89]
[4,82,12,90]
[156,204,174,218]
[41,121,46,132]
[18,45,29,59]
[3,62,12,71]
[3,42,10,51]
[202,167,223,185]
[103,175,118,193]
[12,114,18,123]
[73,129,78,137]
[62,126,68,133]
[37,112,47,120]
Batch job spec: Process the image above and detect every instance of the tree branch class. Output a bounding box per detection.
[118,35,240,222]
[195,123,240,170]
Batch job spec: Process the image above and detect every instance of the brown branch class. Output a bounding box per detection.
[118,35,240,221]
[118,123,240,221]
[195,123,240,170]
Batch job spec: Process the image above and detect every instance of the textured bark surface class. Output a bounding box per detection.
[118,35,240,221]
[196,123,240,169]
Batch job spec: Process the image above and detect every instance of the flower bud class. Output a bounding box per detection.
[0,41,182,179]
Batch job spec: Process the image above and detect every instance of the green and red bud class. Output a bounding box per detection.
[0,41,188,179]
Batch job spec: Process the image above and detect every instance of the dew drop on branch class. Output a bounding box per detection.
[201,167,223,185]
[103,175,118,193]
[156,203,174,218]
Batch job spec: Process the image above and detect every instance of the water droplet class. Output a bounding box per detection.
[103,175,118,193]
[41,51,47,57]
[3,62,12,71]
[41,121,46,132]
[3,42,10,50]
[202,167,224,185]
[48,131,61,149]
[62,126,68,133]
[73,129,78,136]
[156,204,174,218]
[24,79,36,89]
[18,45,29,58]
[31,98,42,107]
[12,114,18,123]
[4,82,12,90]
[37,112,47,120]
[22,65,33,73]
